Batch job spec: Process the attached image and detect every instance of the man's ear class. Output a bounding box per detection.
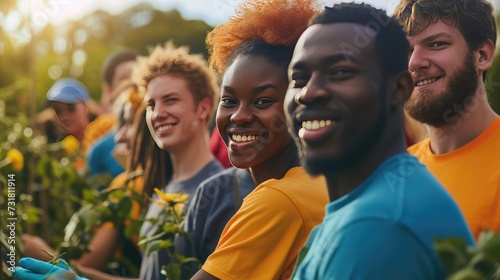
[198,97,212,121]
[389,71,413,107]
[476,39,495,73]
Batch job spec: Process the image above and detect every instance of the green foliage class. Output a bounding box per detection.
[60,184,143,264]
[138,190,200,280]
[0,80,113,279]
[435,231,500,279]
[0,4,214,278]
[487,53,500,114]
[0,2,214,110]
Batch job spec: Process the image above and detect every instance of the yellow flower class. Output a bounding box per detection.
[6,149,24,171]
[154,188,189,204]
[173,202,186,217]
[62,135,80,155]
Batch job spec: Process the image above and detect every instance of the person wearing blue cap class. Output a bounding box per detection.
[46,78,91,145]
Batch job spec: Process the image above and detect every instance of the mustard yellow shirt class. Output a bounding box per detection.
[202,167,328,280]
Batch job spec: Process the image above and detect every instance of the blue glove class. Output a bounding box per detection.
[12,257,88,280]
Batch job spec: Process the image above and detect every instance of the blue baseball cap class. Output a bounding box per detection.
[46,78,89,104]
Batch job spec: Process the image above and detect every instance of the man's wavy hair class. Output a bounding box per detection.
[394,0,497,51]
[310,3,409,76]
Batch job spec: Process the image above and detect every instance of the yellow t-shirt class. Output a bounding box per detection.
[408,117,500,238]
[202,167,328,280]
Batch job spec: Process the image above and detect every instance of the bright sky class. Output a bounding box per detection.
[5,0,498,37]
[24,0,414,27]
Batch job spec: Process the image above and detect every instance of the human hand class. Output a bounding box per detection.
[21,234,54,261]
[12,257,88,280]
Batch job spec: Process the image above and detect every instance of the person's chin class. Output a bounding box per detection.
[302,157,332,177]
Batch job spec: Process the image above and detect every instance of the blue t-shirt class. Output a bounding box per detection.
[292,154,474,280]
[139,160,223,280]
[86,132,124,178]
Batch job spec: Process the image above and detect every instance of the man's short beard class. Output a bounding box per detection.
[405,51,478,127]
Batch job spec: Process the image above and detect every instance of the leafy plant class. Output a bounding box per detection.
[435,230,500,279]
[58,175,145,277]
[138,188,199,280]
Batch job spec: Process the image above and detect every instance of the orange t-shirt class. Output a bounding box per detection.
[408,117,500,238]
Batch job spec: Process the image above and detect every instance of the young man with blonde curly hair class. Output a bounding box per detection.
[135,42,224,280]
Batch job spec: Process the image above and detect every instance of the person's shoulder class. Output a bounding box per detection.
[407,137,430,157]
[88,113,116,131]
[196,168,239,191]
[485,117,500,142]
[257,167,326,204]
[253,167,328,216]
[87,131,115,153]
[205,159,225,174]
[337,155,441,220]
[265,166,325,189]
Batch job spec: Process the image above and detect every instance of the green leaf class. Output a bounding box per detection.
[469,253,496,276]
[159,240,172,249]
[449,268,484,280]
[162,223,179,234]
[162,263,181,280]
[137,231,167,247]
[23,206,41,224]
[434,237,469,274]
[79,204,102,231]
[117,197,133,217]
[478,233,500,261]
[144,240,162,256]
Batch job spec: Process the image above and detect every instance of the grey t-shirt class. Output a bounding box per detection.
[178,168,255,264]
[139,160,223,280]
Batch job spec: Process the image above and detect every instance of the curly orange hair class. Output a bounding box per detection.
[206,0,320,75]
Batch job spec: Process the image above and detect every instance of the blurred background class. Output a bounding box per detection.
[0,0,499,115]
[1,0,500,278]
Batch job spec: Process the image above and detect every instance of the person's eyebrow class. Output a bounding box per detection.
[420,32,454,44]
[222,84,277,95]
[252,84,277,95]
[291,53,361,70]
[221,85,234,94]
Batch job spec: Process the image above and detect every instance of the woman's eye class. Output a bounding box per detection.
[255,99,274,108]
[221,97,237,106]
